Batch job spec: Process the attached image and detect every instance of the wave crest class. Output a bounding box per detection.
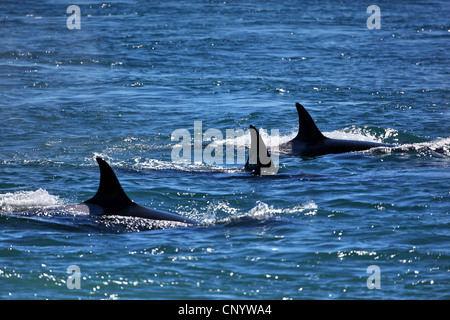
[0,189,63,213]
[200,200,318,225]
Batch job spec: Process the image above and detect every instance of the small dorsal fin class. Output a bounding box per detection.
[245,125,274,175]
[84,158,132,210]
[294,102,325,142]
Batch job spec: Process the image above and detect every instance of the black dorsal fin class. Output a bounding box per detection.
[245,125,274,175]
[84,157,133,210]
[294,102,325,142]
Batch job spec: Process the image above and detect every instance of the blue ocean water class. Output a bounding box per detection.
[0,0,449,300]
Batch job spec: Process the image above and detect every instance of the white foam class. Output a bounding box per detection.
[325,126,390,143]
[0,189,63,213]
[200,200,318,224]
[210,127,293,150]
[245,200,318,218]
[133,157,243,173]
[390,136,450,155]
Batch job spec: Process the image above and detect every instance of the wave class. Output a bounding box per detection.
[0,189,64,213]
[369,136,450,157]
[325,126,398,144]
[196,200,318,226]
[131,157,244,174]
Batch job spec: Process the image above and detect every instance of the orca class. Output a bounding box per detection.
[280,103,394,157]
[245,125,276,175]
[64,157,198,225]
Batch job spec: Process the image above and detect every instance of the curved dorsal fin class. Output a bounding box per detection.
[294,102,325,142]
[84,157,132,210]
[245,125,274,175]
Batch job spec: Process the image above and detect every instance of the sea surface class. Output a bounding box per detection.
[0,0,449,300]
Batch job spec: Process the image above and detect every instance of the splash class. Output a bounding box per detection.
[210,127,292,151]
[325,126,392,143]
[245,200,318,218]
[0,189,63,213]
[397,137,450,156]
[369,136,450,156]
[201,200,318,225]
[133,157,243,173]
